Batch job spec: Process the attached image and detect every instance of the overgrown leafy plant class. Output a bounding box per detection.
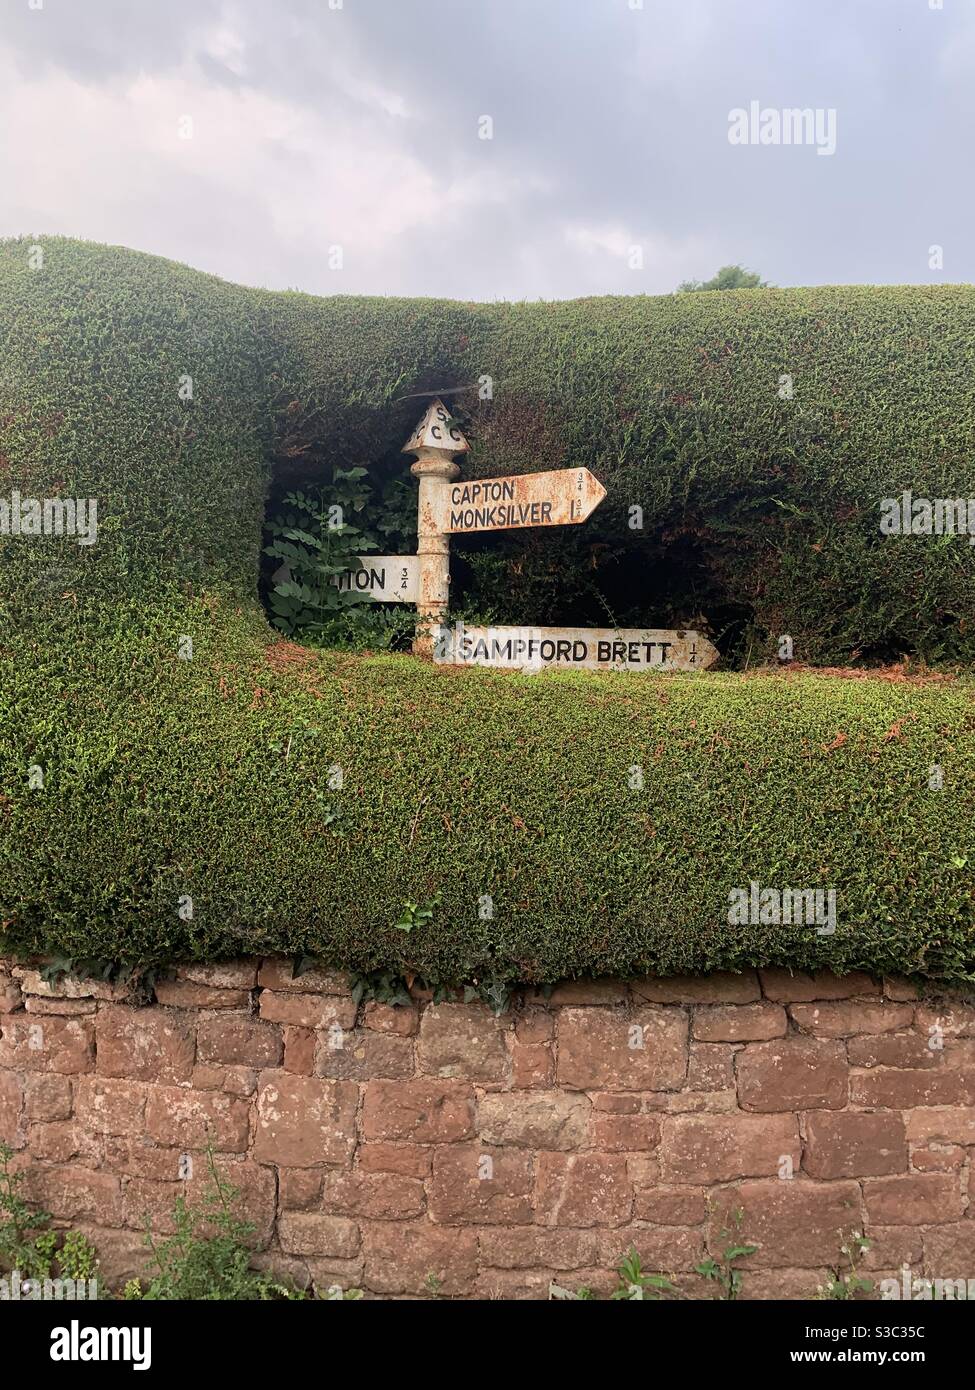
[394,891,442,934]
[0,1142,99,1286]
[817,1232,873,1301]
[263,466,417,649]
[611,1247,678,1301]
[695,1208,758,1300]
[124,1147,309,1301]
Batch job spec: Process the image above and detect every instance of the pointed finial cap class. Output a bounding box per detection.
[401,398,470,456]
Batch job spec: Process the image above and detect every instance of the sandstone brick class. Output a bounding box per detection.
[361,1080,474,1144]
[29,1120,93,1164]
[25,1166,124,1227]
[863,1174,963,1226]
[362,1001,418,1036]
[191,1064,257,1097]
[357,1143,432,1179]
[0,971,22,1013]
[790,1001,913,1037]
[95,1006,194,1082]
[315,1029,413,1081]
[196,1016,282,1068]
[279,1167,323,1209]
[0,1016,93,1073]
[257,960,349,994]
[633,1184,706,1226]
[258,992,357,1030]
[915,1003,975,1038]
[687,1043,736,1091]
[177,960,258,990]
[514,1009,554,1044]
[417,1004,509,1083]
[254,1072,357,1167]
[24,1072,71,1122]
[905,1106,975,1145]
[536,1152,632,1227]
[283,1026,316,1075]
[75,1076,148,1134]
[362,1220,478,1296]
[479,1225,599,1270]
[803,1112,907,1179]
[847,1032,939,1069]
[711,1179,861,1268]
[321,1169,425,1221]
[631,972,760,1005]
[593,1092,642,1112]
[25,997,96,1016]
[634,1184,703,1228]
[659,1113,799,1184]
[664,1089,737,1115]
[101,1136,182,1180]
[278,1212,360,1259]
[153,980,250,1010]
[0,1070,24,1142]
[851,1068,975,1108]
[923,1222,975,1269]
[759,969,880,1002]
[692,1003,786,1042]
[592,1111,661,1152]
[883,977,920,1002]
[556,1006,687,1091]
[511,1042,554,1088]
[626,1154,661,1185]
[477,1092,589,1150]
[13,968,133,1003]
[428,1144,533,1224]
[145,1086,250,1152]
[545,978,628,1007]
[737,1038,847,1111]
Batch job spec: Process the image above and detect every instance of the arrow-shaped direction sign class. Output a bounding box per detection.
[433,467,606,534]
[332,556,419,603]
[435,624,719,672]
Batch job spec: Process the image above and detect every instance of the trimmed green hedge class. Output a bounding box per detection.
[1,236,974,981]
[2,601,974,983]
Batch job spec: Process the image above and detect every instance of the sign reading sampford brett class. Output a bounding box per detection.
[434,468,606,534]
[333,556,418,603]
[437,624,719,672]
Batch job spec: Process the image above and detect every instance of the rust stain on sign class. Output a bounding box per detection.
[434,468,606,534]
[436,625,719,672]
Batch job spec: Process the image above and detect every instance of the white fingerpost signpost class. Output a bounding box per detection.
[401,399,469,655]
[393,397,717,672]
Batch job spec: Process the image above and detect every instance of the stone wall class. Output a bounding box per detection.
[1,958,973,1299]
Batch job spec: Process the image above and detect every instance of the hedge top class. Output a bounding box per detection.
[3,235,975,662]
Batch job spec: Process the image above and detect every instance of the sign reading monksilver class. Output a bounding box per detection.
[433,468,605,534]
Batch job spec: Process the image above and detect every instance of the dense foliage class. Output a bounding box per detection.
[2,236,973,980]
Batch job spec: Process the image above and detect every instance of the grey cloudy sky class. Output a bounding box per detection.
[1,0,971,299]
